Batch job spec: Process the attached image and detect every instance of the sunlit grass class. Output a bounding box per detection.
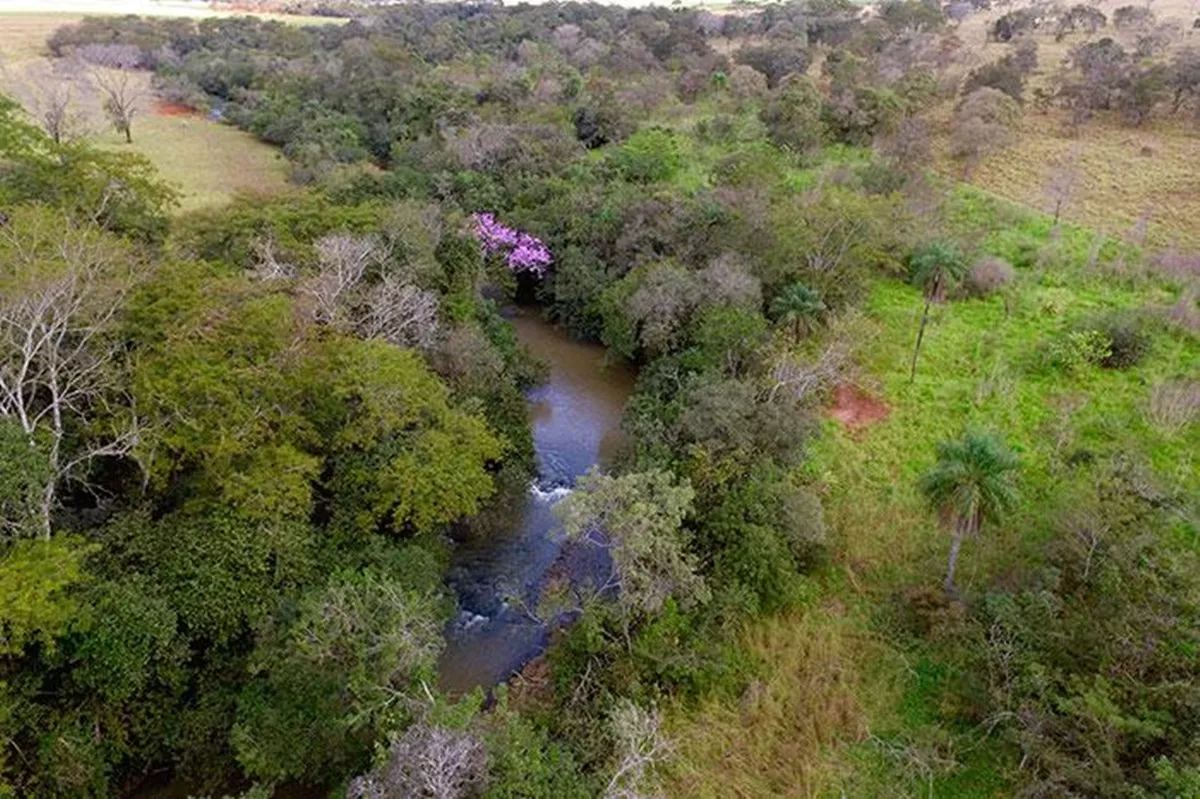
[0,13,292,211]
[668,188,1198,796]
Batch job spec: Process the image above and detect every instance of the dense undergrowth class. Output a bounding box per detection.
[0,3,1197,797]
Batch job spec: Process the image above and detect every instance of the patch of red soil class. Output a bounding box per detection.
[829,383,890,431]
[152,100,200,118]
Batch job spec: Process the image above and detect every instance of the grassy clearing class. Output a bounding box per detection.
[0,12,291,211]
[932,0,1200,248]
[666,184,1197,796]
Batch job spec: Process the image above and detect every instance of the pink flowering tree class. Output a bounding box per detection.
[472,213,552,277]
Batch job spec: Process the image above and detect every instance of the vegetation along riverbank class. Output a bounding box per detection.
[0,0,1196,796]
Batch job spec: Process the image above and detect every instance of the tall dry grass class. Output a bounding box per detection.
[664,610,884,798]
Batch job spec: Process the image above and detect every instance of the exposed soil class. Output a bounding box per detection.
[829,383,890,431]
[153,100,201,118]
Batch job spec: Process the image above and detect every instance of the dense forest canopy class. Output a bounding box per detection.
[0,0,1197,796]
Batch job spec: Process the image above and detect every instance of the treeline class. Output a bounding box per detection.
[2,2,1197,797]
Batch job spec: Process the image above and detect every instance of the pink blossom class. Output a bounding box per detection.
[472,212,552,276]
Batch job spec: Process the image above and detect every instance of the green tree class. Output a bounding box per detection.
[557,470,707,623]
[0,536,90,655]
[908,241,969,382]
[233,571,444,782]
[919,430,1018,595]
[761,76,825,155]
[769,282,826,343]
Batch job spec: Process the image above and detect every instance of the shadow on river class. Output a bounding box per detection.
[437,308,635,694]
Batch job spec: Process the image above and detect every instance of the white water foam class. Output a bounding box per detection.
[529,482,572,504]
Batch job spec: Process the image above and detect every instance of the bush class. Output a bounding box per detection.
[611,129,684,184]
[1089,311,1152,368]
[1048,328,1111,373]
[963,256,1015,297]
[761,76,825,155]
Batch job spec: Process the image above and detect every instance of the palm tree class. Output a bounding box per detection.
[919,430,1018,596]
[908,241,968,382]
[770,282,826,344]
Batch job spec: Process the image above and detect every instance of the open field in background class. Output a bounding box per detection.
[0,0,342,24]
[0,12,291,210]
[931,0,1200,247]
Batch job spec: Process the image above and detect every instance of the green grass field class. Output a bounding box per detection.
[665,181,1197,797]
[0,12,293,211]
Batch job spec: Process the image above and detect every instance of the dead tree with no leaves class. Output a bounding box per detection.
[303,233,387,324]
[358,276,440,350]
[347,722,487,799]
[78,43,146,144]
[0,213,140,538]
[10,60,94,144]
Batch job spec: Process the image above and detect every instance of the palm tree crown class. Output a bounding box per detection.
[770,282,826,342]
[920,430,1019,593]
[910,241,969,303]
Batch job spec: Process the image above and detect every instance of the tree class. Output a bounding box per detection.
[761,76,825,155]
[349,722,487,799]
[735,42,811,88]
[234,571,445,782]
[919,430,1018,595]
[950,88,1020,175]
[9,61,93,145]
[557,469,707,624]
[770,282,826,343]
[604,701,672,799]
[0,210,139,538]
[908,241,969,382]
[78,44,146,143]
[1043,146,1082,225]
[1166,47,1200,115]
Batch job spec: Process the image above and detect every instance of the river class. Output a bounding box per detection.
[133,311,629,797]
[437,310,635,694]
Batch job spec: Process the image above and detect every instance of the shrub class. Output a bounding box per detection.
[1088,311,1152,368]
[612,129,684,184]
[1048,328,1111,373]
[1146,379,1200,433]
[963,256,1015,297]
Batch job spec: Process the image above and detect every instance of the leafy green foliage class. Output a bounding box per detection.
[234,571,445,782]
[611,128,684,184]
[770,282,826,342]
[921,430,1019,593]
[0,421,51,539]
[0,94,177,240]
[559,469,707,618]
[0,537,90,655]
[761,77,826,155]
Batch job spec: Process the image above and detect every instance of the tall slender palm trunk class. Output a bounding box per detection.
[944,527,963,595]
[910,297,932,383]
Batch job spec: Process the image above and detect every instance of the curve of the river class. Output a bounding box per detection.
[437,310,634,694]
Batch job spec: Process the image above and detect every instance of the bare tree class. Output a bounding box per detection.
[0,213,139,538]
[358,276,440,350]
[1043,145,1082,226]
[605,701,673,799]
[249,235,296,281]
[347,722,487,799]
[766,343,850,404]
[9,60,94,144]
[302,233,385,324]
[78,43,146,144]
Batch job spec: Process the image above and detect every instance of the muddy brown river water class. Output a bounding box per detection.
[437,310,634,694]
